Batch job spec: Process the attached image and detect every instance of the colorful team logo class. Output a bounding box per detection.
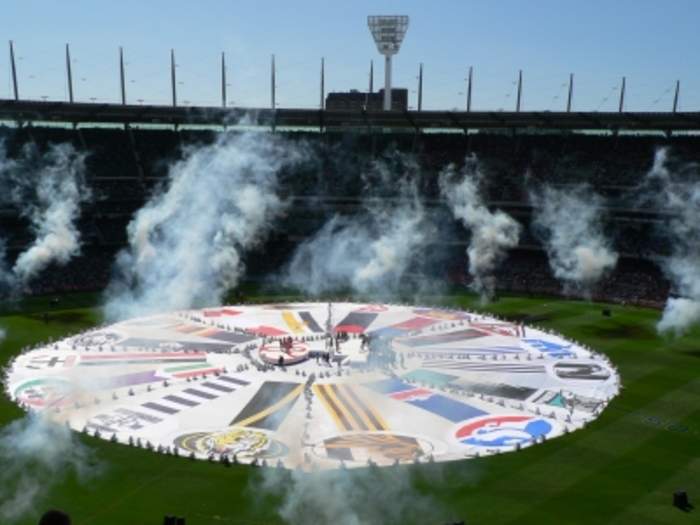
[13,378,74,409]
[522,339,574,358]
[553,362,610,381]
[72,331,121,347]
[455,415,553,448]
[174,427,286,459]
[24,353,78,370]
[259,341,309,365]
[313,432,430,464]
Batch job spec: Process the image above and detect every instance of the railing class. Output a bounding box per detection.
[2,99,700,131]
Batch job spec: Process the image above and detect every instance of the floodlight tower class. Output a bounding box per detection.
[368,15,409,111]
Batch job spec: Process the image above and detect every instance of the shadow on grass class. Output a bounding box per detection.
[584,322,657,341]
[28,311,92,324]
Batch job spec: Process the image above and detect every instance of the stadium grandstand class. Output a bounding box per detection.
[2,4,700,525]
[0,119,695,306]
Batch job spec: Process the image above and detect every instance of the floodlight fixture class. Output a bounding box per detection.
[368,15,409,110]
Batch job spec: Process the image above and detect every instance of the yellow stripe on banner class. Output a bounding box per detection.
[323,384,361,431]
[235,384,304,428]
[313,385,347,431]
[282,311,306,334]
[356,386,390,431]
[338,384,378,431]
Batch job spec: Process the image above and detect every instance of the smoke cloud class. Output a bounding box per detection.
[283,156,433,296]
[0,414,98,522]
[255,464,453,525]
[439,155,520,300]
[643,148,700,335]
[0,240,12,294]
[104,132,307,321]
[529,184,618,297]
[0,142,89,290]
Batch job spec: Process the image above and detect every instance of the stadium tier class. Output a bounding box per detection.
[0,124,694,305]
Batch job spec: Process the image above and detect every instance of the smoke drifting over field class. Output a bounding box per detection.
[104,132,307,321]
[0,240,12,294]
[439,155,520,300]
[283,155,433,296]
[256,464,452,525]
[0,142,89,291]
[643,148,700,335]
[0,414,98,523]
[530,184,618,297]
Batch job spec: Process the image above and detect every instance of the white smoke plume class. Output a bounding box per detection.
[0,142,89,289]
[104,132,307,321]
[529,184,618,297]
[282,157,432,296]
[0,240,12,294]
[254,465,454,525]
[0,414,99,522]
[439,155,520,300]
[644,148,700,335]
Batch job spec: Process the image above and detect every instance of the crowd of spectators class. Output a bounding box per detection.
[1,125,695,306]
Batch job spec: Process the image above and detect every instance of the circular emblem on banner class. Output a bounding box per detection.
[455,415,554,448]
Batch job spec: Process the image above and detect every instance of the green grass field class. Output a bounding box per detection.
[1,293,699,525]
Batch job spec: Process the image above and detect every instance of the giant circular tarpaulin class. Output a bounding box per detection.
[5,303,620,469]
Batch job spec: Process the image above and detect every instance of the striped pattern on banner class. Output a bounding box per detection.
[193,328,254,343]
[282,311,324,334]
[217,376,249,386]
[421,360,546,374]
[174,325,254,343]
[335,312,378,334]
[183,388,217,400]
[365,378,486,423]
[79,353,207,367]
[299,312,324,333]
[230,381,303,431]
[282,311,307,334]
[388,388,487,423]
[86,408,163,433]
[398,329,487,348]
[133,375,250,417]
[200,381,234,393]
[370,316,440,338]
[142,401,179,415]
[163,394,199,407]
[115,338,234,353]
[403,345,524,356]
[164,362,224,379]
[314,383,388,432]
[454,380,537,400]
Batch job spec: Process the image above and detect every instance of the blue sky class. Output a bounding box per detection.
[3,0,699,111]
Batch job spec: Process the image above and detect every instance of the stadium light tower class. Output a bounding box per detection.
[368,15,409,111]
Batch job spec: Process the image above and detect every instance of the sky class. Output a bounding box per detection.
[2,0,699,111]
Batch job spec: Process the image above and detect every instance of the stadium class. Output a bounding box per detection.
[1,4,700,525]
